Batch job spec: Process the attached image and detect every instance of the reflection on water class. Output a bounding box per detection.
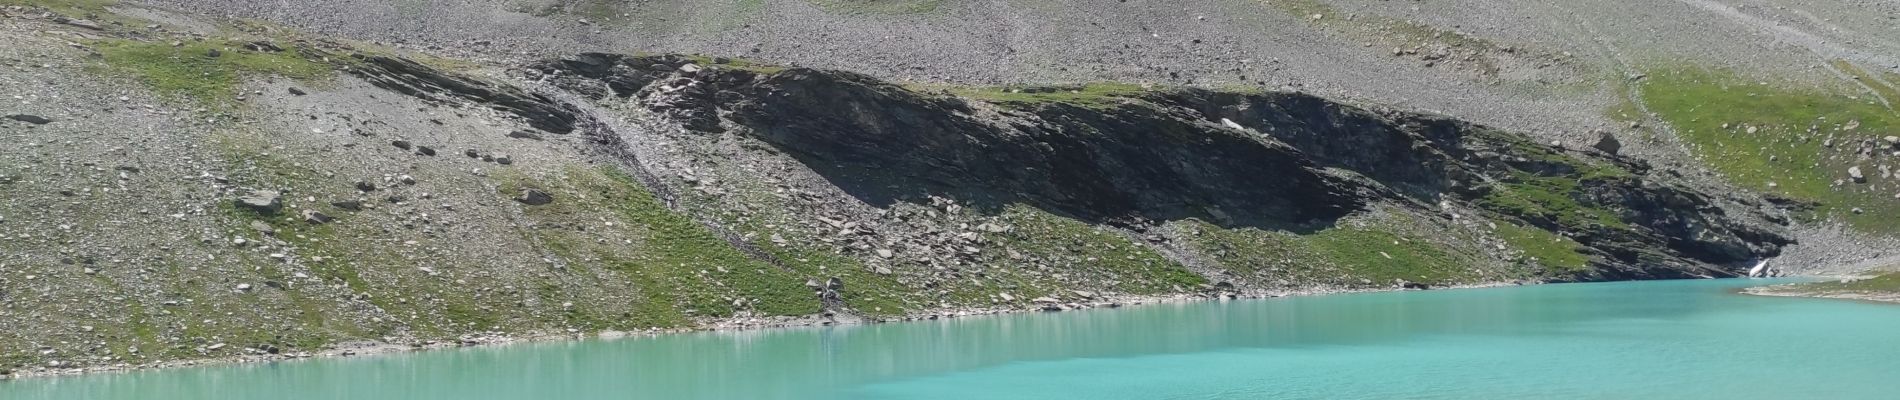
[8,278,1886,400]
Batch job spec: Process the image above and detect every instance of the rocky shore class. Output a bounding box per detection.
[3,280,1527,380]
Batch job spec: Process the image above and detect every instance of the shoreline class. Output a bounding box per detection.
[0,281,1520,381]
[1739,276,1900,304]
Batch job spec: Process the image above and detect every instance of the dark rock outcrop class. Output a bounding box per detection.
[418,52,1788,280]
[349,54,580,134]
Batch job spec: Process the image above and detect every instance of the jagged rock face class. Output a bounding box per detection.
[1166,89,1791,277]
[719,70,1365,229]
[521,53,1791,278]
[1168,91,1461,201]
[351,55,580,134]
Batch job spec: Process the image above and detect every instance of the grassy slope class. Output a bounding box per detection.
[1177,209,1514,288]
[912,82,1152,109]
[1793,273,1900,293]
[499,167,821,324]
[1640,68,1900,233]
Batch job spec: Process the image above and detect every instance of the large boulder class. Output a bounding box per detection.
[236,190,284,214]
[1592,131,1622,155]
[515,188,554,205]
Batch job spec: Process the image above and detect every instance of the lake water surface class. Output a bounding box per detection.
[6,279,1899,399]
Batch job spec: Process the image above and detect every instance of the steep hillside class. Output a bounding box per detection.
[0,3,1802,376]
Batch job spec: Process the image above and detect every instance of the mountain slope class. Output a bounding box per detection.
[0,3,1804,376]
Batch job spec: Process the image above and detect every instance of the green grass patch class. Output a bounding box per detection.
[1478,173,1630,231]
[1178,214,1483,287]
[991,205,1208,294]
[1468,129,1635,232]
[92,39,335,104]
[1786,272,1900,293]
[680,54,787,75]
[501,167,823,323]
[1494,221,1591,274]
[930,83,1153,110]
[1301,225,1473,285]
[1640,68,1900,233]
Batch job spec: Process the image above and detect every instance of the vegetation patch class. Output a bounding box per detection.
[681,54,787,75]
[990,205,1208,295]
[712,185,916,317]
[92,38,335,104]
[1478,172,1629,231]
[1787,272,1900,293]
[1639,68,1900,233]
[1468,129,1635,233]
[928,83,1153,110]
[1494,221,1591,275]
[502,167,823,324]
[1178,211,1487,288]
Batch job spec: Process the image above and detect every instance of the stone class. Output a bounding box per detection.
[464,149,481,158]
[1850,166,1867,183]
[506,130,543,140]
[301,209,333,224]
[5,114,51,125]
[515,188,554,205]
[1032,297,1060,303]
[399,175,416,185]
[245,41,284,52]
[206,49,221,58]
[59,18,103,30]
[355,181,377,192]
[495,155,514,165]
[236,190,284,214]
[287,87,307,96]
[236,284,253,292]
[331,200,364,211]
[1592,131,1622,155]
[250,220,276,236]
[391,140,412,150]
[876,249,894,258]
[415,146,437,156]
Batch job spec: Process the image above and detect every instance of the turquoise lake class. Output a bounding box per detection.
[6,279,1899,399]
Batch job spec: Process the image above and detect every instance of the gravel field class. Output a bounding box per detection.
[137,0,1900,133]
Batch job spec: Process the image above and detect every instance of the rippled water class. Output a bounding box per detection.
[6,279,1899,399]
